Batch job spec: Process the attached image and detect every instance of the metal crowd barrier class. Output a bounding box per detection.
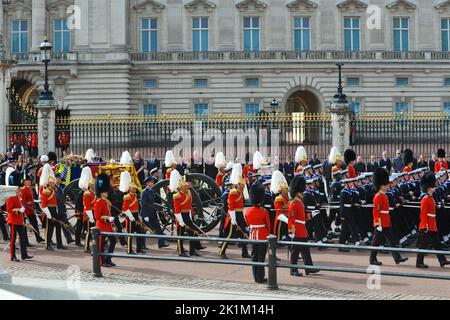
[90,228,450,290]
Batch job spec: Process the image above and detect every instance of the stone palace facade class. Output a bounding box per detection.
[1,0,450,124]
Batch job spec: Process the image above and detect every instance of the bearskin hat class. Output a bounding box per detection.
[47,151,57,163]
[403,149,414,166]
[421,171,436,192]
[95,173,110,197]
[344,149,356,164]
[289,175,306,198]
[373,168,390,192]
[250,183,265,206]
[437,149,446,159]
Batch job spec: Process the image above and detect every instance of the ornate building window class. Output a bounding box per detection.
[245,102,260,114]
[344,17,360,51]
[393,17,410,51]
[141,18,158,52]
[243,16,260,51]
[194,103,209,115]
[442,18,450,51]
[293,17,310,51]
[11,20,27,53]
[54,19,71,52]
[143,103,158,115]
[192,17,209,52]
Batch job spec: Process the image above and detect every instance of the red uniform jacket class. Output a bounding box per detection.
[224,188,244,228]
[243,165,256,179]
[94,198,113,232]
[41,187,57,209]
[31,133,38,147]
[373,192,392,228]
[83,190,96,222]
[273,194,289,232]
[245,207,271,240]
[347,164,356,178]
[403,166,412,173]
[420,195,437,232]
[435,161,448,173]
[173,190,193,227]
[288,197,308,238]
[6,196,24,225]
[216,172,224,188]
[20,186,34,216]
[165,167,174,180]
[122,193,139,213]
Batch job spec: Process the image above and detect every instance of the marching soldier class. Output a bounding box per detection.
[171,169,203,257]
[245,183,272,283]
[165,150,177,180]
[435,149,448,173]
[40,164,64,250]
[140,176,169,249]
[288,175,319,277]
[271,171,289,241]
[94,173,117,267]
[303,178,329,245]
[120,171,145,254]
[21,174,45,244]
[218,178,232,240]
[294,146,308,174]
[219,163,251,259]
[80,167,96,253]
[370,168,408,266]
[416,171,450,268]
[344,149,357,179]
[6,182,33,262]
[215,152,227,189]
[330,147,344,175]
[338,178,361,251]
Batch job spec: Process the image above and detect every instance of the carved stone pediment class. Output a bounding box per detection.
[386,0,416,11]
[337,0,368,10]
[287,0,318,12]
[185,0,216,12]
[133,0,166,13]
[236,0,267,12]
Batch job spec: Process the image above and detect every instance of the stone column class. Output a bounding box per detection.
[167,0,184,51]
[31,0,46,52]
[36,99,57,155]
[330,102,351,156]
[0,65,13,154]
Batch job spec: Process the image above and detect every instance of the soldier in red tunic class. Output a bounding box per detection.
[215,152,226,189]
[120,171,144,254]
[294,146,308,174]
[94,173,117,267]
[21,174,45,243]
[245,183,271,283]
[435,149,448,173]
[344,149,357,179]
[219,163,250,259]
[6,171,33,262]
[370,168,408,266]
[171,169,203,257]
[402,149,414,173]
[79,167,96,253]
[288,175,318,277]
[416,172,450,268]
[270,171,289,240]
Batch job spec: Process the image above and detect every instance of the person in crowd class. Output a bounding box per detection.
[417,155,428,169]
[309,154,321,167]
[366,155,379,173]
[354,156,367,174]
[428,153,437,172]
[283,155,295,184]
[133,151,146,186]
[392,150,403,173]
[379,151,392,173]
[146,151,160,174]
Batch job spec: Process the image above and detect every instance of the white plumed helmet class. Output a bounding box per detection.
[295,146,307,163]
[85,149,96,163]
[120,151,133,165]
[165,150,177,168]
[270,170,288,194]
[119,171,132,193]
[214,152,226,169]
[253,151,263,170]
[78,167,93,190]
[230,163,244,185]
[39,164,55,187]
[329,146,343,164]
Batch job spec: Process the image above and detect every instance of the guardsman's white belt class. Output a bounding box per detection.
[427,214,436,218]
[344,204,352,208]
[381,210,390,214]
[250,224,266,228]
[295,220,306,224]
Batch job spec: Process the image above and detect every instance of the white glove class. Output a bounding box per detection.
[19,207,25,214]
[289,233,295,239]
[277,214,288,224]
[43,207,52,219]
[86,210,95,223]
[124,209,135,222]
[230,211,237,225]
[377,226,383,232]
[175,213,185,227]
[311,210,320,218]
[108,217,115,222]
[144,217,149,223]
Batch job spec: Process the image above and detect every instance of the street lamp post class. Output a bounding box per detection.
[39,37,53,101]
[270,99,279,114]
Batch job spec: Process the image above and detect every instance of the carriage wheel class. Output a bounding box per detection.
[63,179,82,212]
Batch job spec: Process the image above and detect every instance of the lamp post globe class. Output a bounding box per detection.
[39,37,53,100]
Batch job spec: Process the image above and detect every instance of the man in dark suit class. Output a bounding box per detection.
[428,154,436,172]
[309,154,321,166]
[140,177,168,249]
[417,155,428,169]
[283,155,295,184]
[204,154,218,180]
[366,155,379,173]
[55,174,71,248]
[146,151,160,174]
[392,150,403,173]
[379,151,392,173]
[354,156,367,174]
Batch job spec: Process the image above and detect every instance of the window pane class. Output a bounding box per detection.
[394,30,401,51]
[344,30,351,50]
[401,30,409,51]
[12,20,19,32]
[150,18,157,30]
[194,103,209,115]
[244,30,251,51]
[294,18,301,29]
[12,33,19,52]
[142,31,149,52]
[347,78,360,86]
[396,78,409,86]
[144,79,157,88]
[303,30,310,50]
[151,30,157,52]
[245,78,259,87]
[201,18,208,28]
[193,30,199,51]
[401,18,408,29]
[194,79,208,88]
[445,78,450,86]
[252,30,259,51]
[252,17,259,28]
[303,18,310,28]
[352,18,359,28]
[344,18,351,28]
[353,30,360,50]
[143,104,158,115]
[443,31,449,52]
[55,19,62,31]
[244,17,250,28]
[294,30,301,50]
[193,18,199,29]
[442,19,449,30]
[20,32,27,52]
[201,30,208,51]
[54,32,62,52]
[245,103,259,114]
[444,102,450,114]
[393,18,400,29]
[63,32,71,52]
[142,19,149,30]
[21,21,27,31]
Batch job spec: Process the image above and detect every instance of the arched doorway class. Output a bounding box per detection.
[284,87,324,114]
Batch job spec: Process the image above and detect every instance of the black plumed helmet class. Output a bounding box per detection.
[373,168,389,192]
[403,149,414,166]
[250,183,265,206]
[344,149,356,164]
[289,175,306,198]
[437,149,446,158]
[421,171,436,192]
[47,151,57,163]
[95,173,110,196]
